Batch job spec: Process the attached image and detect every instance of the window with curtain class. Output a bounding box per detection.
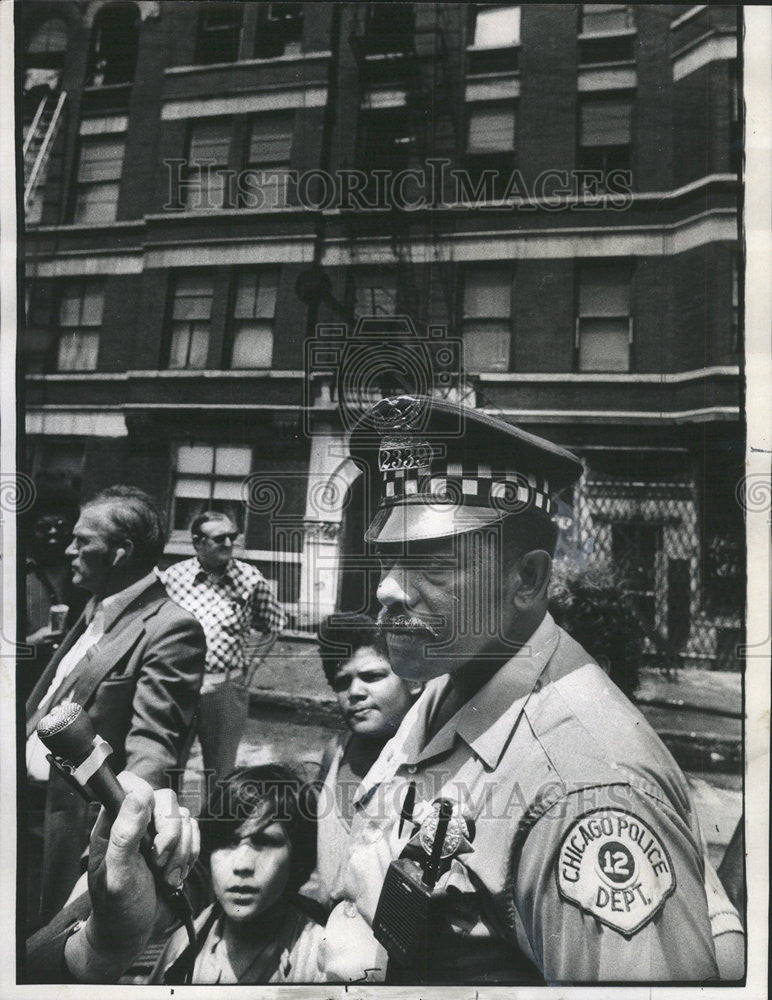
[462,266,512,372]
[578,94,633,173]
[467,105,516,153]
[26,16,68,55]
[581,4,633,34]
[168,273,214,369]
[576,260,632,371]
[172,443,251,533]
[244,114,293,208]
[56,279,104,371]
[186,119,232,211]
[74,135,125,223]
[194,3,242,64]
[353,270,397,317]
[465,104,516,197]
[230,270,279,368]
[471,5,521,48]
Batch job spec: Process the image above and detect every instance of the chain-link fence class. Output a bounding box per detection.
[555,449,745,674]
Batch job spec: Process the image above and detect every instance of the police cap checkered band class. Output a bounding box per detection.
[349,395,583,543]
[381,464,556,515]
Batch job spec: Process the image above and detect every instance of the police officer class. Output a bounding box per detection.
[318,395,742,985]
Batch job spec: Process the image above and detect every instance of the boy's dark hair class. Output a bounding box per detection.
[198,763,317,892]
[317,612,388,688]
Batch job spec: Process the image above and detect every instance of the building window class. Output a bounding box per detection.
[56,279,104,371]
[360,107,413,175]
[353,270,397,317]
[86,4,140,86]
[23,16,68,94]
[194,2,242,64]
[580,4,633,34]
[74,135,125,223]
[168,273,213,370]
[230,270,278,368]
[465,104,516,199]
[578,94,632,174]
[172,443,251,533]
[185,119,232,211]
[471,5,521,48]
[462,266,512,373]
[244,114,293,209]
[576,261,632,372]
[361,3,414,55]
[254,2,303,59]
[467,105,516,154]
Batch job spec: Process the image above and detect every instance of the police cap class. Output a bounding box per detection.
[349,395,583,544]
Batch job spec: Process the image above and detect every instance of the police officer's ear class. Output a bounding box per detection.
[512,549,552,609]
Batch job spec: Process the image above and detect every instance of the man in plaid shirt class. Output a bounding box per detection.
[160,510,286,778]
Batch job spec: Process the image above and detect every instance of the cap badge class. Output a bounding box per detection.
[379,436,434,473]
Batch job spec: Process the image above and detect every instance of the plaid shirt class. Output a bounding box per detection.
[159,558,286,676]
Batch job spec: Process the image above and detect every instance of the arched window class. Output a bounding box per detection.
[87,3,140,86]
[24,15,68,96]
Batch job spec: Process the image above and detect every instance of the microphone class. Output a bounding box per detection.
[37,700,199,983]
[37,701,127,820]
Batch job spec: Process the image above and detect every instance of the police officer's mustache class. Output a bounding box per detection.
[377,611,441,639]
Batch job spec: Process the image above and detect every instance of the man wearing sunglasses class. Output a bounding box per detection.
[160,511,286,780]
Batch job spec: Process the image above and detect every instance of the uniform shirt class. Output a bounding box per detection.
[159,558,285,677]
[320,614,726,985]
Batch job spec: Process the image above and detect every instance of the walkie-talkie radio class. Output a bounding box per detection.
[373,798,471,973]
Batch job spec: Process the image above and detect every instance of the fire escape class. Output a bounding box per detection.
[348,3,467,401]
[23,90,66,217]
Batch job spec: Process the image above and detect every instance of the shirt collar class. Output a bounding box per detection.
[194,558,234,585]
[408,612,560,770]
[99,571,158,632]
[353,614,560,802]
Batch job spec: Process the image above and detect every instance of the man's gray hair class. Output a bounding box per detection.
[83,485,166,570]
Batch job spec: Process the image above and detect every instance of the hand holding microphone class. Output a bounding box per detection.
[36,701,199,982]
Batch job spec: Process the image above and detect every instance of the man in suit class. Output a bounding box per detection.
[25,485,206,929]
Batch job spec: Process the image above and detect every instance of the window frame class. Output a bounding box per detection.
[577,92,634,178]
[469,4,521,50]
[73,133,126,224]
[170,442,252,536]
[580,4,634,36]
[575,259,633,373]
[460,264,514,373]
[194,2,243,65]
[351,268,399,318]
[184,117,234,212]
[54,277,105,372]
[166,271,215,371]
[228,268,280,369]
[243,112,294,209]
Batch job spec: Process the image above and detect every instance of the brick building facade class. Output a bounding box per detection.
[20,3,743,666]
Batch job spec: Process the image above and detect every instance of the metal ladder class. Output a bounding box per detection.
[23,91,66,211]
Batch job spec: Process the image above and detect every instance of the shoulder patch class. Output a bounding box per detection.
[556,808,676,936]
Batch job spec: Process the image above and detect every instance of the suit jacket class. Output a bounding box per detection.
[25,575,206,925]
